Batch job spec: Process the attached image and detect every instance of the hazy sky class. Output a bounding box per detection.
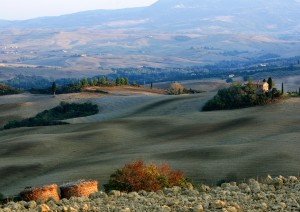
[0,0,159,20]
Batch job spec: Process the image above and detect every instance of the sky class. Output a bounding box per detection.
[0,0,159,20]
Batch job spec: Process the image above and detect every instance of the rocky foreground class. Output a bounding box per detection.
[1,175,300,212]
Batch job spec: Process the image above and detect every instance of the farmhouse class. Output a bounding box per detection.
[245,80,269,93]
[255,81,269,92]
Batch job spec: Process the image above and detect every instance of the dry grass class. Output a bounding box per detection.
[0,85,300,196]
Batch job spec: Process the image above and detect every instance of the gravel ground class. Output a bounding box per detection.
[1,175,300,211]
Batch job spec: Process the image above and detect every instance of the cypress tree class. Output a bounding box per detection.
[90,79,94,86]
[267,77,273,90]
[116,77,121,86]
[52,82,57,96]
[77,80,82,87]
[82,78,89,87]
[120,78,125,85]
[124,78,129,85]
[101,76,106,86]
[281,82,284,94]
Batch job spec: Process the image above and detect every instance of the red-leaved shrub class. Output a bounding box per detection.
[104,160,188,192]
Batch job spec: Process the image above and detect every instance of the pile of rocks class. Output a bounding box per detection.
[1,175,300,211]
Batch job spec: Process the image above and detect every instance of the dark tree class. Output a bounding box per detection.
[267,77,273,90]
[124,78,129,85]
[52,82,57,96]
[116,77,121,86]
[120,78,125,85]
[281,82,284,94]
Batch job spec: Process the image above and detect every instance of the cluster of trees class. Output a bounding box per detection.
[4,102,99,130]
[71,76,129,87]
[168,82,204,95]
[0,84,20,95]
[115,77,129,86]
[202,81,282,111]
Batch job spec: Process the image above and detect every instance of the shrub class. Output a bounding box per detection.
[104,160,189,192]
[0,84,20,95]
[168,82,184,95]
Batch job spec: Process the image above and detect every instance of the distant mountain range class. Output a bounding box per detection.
[0,0,300,73]
[2,0,300,35]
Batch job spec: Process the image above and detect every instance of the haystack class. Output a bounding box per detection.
[20,184,60,201]
[60,180,98,199]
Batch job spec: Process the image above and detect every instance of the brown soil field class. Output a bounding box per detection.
[0,87,300,196]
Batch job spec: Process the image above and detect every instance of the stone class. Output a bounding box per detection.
[109,190,121,197]
[265,175,273,184]
[238,183,251,193]
[57,206,68,212]
[128,192,139,199]
[212,200,227,209]
[261,202,268,211]
[68,206,78,212]
[11,202,23,211]
[2,208,12,212]
[26,200,37,209]
[273,177,284,187]
[231,203,241,210]
[193,204,204,212]
[161,205,171,212]
[280,202,286,209]
[90,191,108,200]
[288,176,298,183]
[38,204,51,212]
[199,184,210,192]
[248,179,260,193]
[81,204,89,211]
[223,206,237,212]
[186,183,194,190]
[138,190,148,196]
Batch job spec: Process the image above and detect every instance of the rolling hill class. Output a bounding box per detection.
[0,90,300,196]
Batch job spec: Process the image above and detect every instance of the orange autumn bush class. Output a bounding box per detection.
[104,160,189,192]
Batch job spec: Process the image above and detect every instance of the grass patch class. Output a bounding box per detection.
[3,102,99,130]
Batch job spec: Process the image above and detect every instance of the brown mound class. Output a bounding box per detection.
[19,184,59,201]
[60,180,98,199]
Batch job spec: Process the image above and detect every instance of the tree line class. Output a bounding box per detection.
[31,76,133,95]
